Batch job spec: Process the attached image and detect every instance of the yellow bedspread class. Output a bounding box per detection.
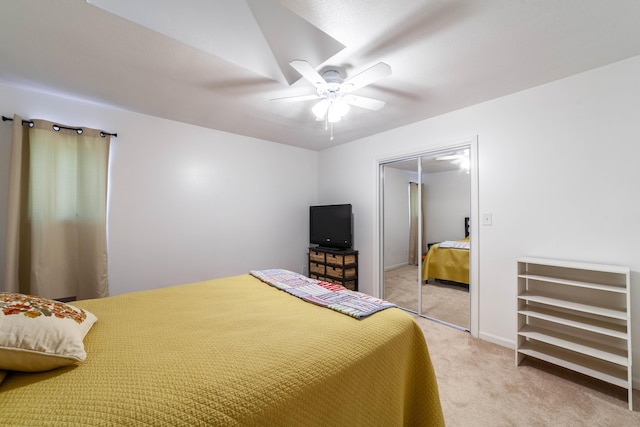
[422,239,470,284]
[0,274,444,426]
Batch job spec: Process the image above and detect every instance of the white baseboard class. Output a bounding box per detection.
[478,331,515,349]
[384,262,409,272]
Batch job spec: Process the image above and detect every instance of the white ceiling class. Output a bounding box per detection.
[1,0,640,151]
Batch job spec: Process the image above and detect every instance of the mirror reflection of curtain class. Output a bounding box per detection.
[408,182,422,265]
[3,115,111,300]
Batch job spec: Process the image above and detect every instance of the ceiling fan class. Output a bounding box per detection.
[435,149,470,171]
[271,60,392,124]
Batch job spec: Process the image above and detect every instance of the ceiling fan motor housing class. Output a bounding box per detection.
[322,69,342,83]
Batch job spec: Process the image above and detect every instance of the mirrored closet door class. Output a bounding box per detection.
[381,148,471,330]
[382,158,419,313]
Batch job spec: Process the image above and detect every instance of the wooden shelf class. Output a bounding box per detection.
[516,258,632,410]
[517,273,626,293]
[518,341,628,388]
[518,325,627,366]
[517,257,629,275]
[517,306,627,340]
[517,292,627,320]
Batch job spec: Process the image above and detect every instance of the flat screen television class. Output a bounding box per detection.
[309,204,352,249]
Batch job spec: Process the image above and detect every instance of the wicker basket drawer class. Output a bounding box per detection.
[326,265,356,278]
[326,253,357,266]
[343,280,357,291]
[308,247,358,291]
[309,250,325,263]
[309,262,325,275]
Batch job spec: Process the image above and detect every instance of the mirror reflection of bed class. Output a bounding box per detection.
[421,217,470,329]
[384,218,470,330]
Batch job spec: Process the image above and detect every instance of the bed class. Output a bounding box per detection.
[422,217,470,285]
[0,271,444,426]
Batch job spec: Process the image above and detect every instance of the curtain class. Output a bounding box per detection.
[408,182,419,265]
[3,115,110,300]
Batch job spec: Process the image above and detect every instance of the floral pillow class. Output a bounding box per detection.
[0,292,97,372]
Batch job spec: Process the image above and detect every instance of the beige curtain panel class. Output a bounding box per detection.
[408,182,419,266]
[3,115,110,300]
[408,182,427,266]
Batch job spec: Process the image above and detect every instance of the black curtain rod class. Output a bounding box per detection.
[2,115,33,126]
[2,115,117,138]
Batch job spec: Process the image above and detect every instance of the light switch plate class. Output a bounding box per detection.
[482,213,493,226]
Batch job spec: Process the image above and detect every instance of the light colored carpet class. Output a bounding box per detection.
[416,317,640,426]
[384,264,469,329]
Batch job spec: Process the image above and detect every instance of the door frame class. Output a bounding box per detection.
[374,135,479,337]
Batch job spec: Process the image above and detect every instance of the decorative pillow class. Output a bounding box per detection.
[0,292,97,372]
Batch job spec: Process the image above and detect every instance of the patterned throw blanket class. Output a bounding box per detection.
[250,269,396,319]
[438,240,470,250]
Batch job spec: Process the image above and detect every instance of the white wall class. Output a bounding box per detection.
[318,55,640,381]
[0,83,318,295]
[423,169,471,243]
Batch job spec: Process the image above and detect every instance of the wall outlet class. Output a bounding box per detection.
[302,265,308,275]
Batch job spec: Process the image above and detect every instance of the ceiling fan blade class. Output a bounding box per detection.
[341,62,392,92]
[270,94,321,103]
[343,94,386,111]
[289,60,327,89]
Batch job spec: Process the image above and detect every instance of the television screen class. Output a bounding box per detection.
[309,204,352,249]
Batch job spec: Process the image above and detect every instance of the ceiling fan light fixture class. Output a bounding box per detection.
[312,99,329,119]
[327,98,350,123]
[314,97,350,122]
[327,105,342,123]
[332,97,350,117]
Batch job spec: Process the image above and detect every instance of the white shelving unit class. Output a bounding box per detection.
[516,257,633,410]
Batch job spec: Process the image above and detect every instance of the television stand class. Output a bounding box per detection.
[316,246,350,252]
[308,246,358,291]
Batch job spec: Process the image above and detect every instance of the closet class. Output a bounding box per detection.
[380,145,473,330]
